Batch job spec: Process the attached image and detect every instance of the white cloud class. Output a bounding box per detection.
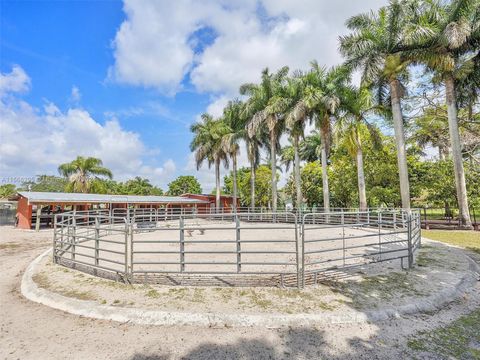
[205,95,230,118]
[110,0,386,96]
[0,66,176,187]
[0,65,31,96]
[70,86,81,103]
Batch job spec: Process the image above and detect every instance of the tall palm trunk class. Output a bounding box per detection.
[270,129,278,212]
[356,146,367,211]
[389,78,411,209]
[215,158,221,213]
[445,74,471,228]
[250,159,256,212]
[320,127,330,212]
[293,135,302,211]
[232,153,238,213]
[438,146,445,160]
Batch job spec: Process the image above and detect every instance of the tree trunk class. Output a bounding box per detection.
[438,146,445,161]
[320,130,330,212]
[232,154,238,213]
[250,160,256,212]
[389,78,411,209]
[293,134,302,211]
[356,147,367,211]
[270,129,277,212]
[215,158,221,213]
[445,74,472,228]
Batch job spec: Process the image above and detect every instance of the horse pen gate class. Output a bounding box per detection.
[53,209,421,288]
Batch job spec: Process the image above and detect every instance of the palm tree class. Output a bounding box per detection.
[340,1,413,209]
[280,145,295,172]
[336,87,382,210]
[403,0,478,227]
[190,114,229,212]
[302,62,351,211]
[246,135,263,211]
[58,156,113,193]
[300,130,323,162]
[281,73,311,210]
[221,100,245,213]
[411,106,451,160]
[241,66,289,212]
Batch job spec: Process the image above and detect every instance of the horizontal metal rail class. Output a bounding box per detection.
[52,208,421,288]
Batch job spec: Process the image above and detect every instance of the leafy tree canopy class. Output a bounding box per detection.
[0,184,17,199]
[167,176,202,196]
[223,165,274,207]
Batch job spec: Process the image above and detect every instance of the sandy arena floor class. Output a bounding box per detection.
[54,217,411,283]
[1,226,479,359]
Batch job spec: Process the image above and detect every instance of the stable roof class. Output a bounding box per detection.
[16,191,208,205]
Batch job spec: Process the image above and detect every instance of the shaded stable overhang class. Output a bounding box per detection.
[181,193,237,199]
[13,191,209,206]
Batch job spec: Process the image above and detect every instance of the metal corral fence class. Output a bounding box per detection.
[53,208,421,288]
[421,206,479,230]
[0,208,16,225]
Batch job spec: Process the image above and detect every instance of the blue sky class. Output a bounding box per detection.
[0,0,386,191]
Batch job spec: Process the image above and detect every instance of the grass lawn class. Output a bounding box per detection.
[408,308,480,358]
[422,230,480,253]
[409,230,480,358]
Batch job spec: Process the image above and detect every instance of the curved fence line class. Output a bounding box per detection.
[53,209,421,288]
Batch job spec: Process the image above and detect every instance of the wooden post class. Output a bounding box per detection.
[35,205,42,231]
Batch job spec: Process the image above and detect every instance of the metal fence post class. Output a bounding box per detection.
[71,215,76,263]
[124,218,129,277]
[341,210,345,267]
[393,211,397,232]
[295,213,300,289]
[94,216,100,267]
[235,215,241,273]
[53,214,57,263]
[301,214,305,289]
[378,211,382,260]
[179,217,185,272]
[407,212,413,269]
[130,217,134,279]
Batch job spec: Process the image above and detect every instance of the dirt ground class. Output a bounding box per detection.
[35,239,471,315]
[1,226,480,360]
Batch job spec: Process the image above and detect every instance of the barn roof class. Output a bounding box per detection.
[16,191,208,204]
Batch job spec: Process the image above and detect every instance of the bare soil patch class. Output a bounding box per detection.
[35,238,473,316]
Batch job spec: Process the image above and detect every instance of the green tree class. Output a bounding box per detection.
[167,175,202,196]
[90,179,123,194]
[190,114,229,211]
[0,184,16,199]
[300,130,322,162]
[285,161,323,207]
[223,165,273,208]
[280,145,295,172]
[122,177,163,195]
[58,156,113,193]
[418,159,480,210]
[21,175,68,193]
[241,66,289,212]
[335,86,382,210]
[340,1,415,209]
[221,99,246,212]
[281,73,310,209]
[302,62,351,211]
[404,0,479,226]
